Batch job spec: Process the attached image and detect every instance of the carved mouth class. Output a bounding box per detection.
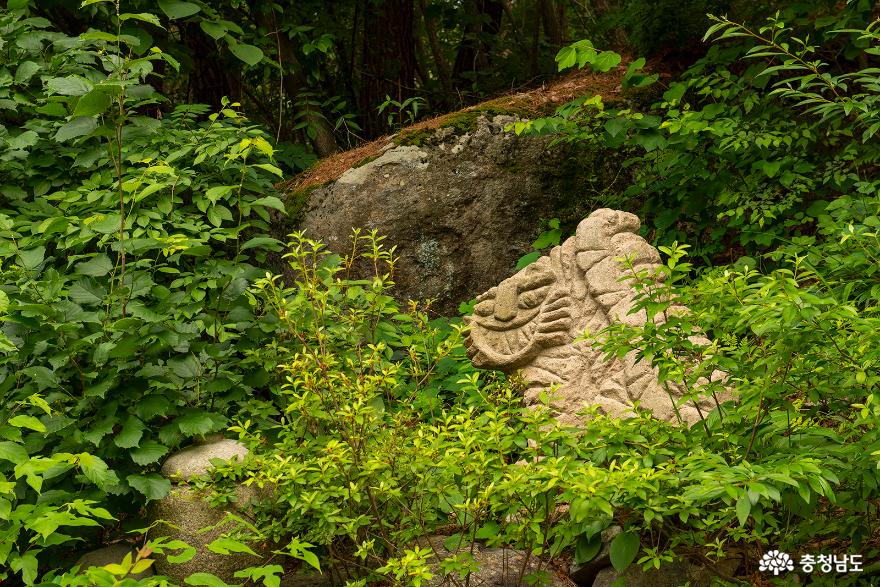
[470,318,541,356]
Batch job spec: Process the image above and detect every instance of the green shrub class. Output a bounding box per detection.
[515,2,880,262]
[0,4,288,581]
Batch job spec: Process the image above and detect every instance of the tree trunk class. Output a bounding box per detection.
[358,0,416,137]
[452,0,505,93]
[539,0,565,50]
[418,0,453,101]
[260,8,340,157]
[592,0,628,49]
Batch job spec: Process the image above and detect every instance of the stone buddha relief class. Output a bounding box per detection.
[464,208,717,426]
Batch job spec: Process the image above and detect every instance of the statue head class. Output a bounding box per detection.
[464,252,573,370]
[464,208,719,426]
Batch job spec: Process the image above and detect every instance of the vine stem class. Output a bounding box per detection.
[113,0,126,318]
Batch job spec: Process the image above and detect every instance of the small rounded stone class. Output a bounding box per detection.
[161,438,249,482]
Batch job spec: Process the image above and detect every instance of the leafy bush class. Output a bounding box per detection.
[516,2,880,262]
[234,223,880,586]
[0,4,289,581]
[231,231,861,587]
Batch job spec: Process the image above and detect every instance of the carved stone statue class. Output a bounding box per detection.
[464,208,717,426]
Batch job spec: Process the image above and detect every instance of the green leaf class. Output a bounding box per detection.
[75,254,114,277]
[632,130,667,152]
[532,228,561,249]
[474,521,500,540]
[200,21,228,40]
[185,573,235,587]
[176,411,225,436]
[84,416,117,446]
[37,216,69,236]
[206,537,258,556]
[515,251,541,270]
[9,0,30,9]
[575,534,603,565]
[0,442,28,465]
[11,553,38,585]
[663,83,687,102]
[6,130,39,150]
[85,378,114,399]
[443,534,466,552]
[604,117,629,138]
[80,31,118,42]
[18,246,45,270]
[250,195,285,212]
[130,441,169,466]
[556,46,577,71]
[241,236,282,251]
[736,493,751,526]
[127,473,171,501]
[254,163,283,177]
[234,566,283,587]
[54,116,98,142]
[205,185,233,203]
[227,40,263,66]
[608,531,639,571]
[14,61,40,84]
[592,51,621,73]
[69,279,107,305]
[136,395,171,421]
[758,159,782,178]
[79,453,120,489]
[119,13,164,28]
[158,0,201,19]
[22,366,60,390]
[169,355,200,379]
[9,415,46,432]
[36,102,72,117]
[46,76,92,96]
[74,89,112,117]
[114,416,145,449]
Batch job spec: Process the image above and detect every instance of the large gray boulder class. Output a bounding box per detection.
[290,114,626,315]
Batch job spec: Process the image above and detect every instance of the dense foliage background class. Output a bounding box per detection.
[2,0,880,586]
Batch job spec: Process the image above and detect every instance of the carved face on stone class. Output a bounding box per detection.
[464,254,572,370]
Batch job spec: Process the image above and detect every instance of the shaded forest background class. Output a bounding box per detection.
[22,0,820,170]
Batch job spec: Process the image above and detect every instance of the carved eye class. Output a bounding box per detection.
[518,288,546,309]
[474,299,495,316]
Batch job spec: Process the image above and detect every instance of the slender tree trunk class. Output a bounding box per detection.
[539,0,565,49]
[452,0,505,92]
[261,9,339,157]
[592,0,628,48]
[358,0,416,136]
[528,1,541,77]
[418,0,453,99]
[413,33,432,90]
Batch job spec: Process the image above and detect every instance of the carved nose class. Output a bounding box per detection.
[493,280,518,321]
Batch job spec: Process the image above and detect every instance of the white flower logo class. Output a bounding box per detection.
[759,550,795,575]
